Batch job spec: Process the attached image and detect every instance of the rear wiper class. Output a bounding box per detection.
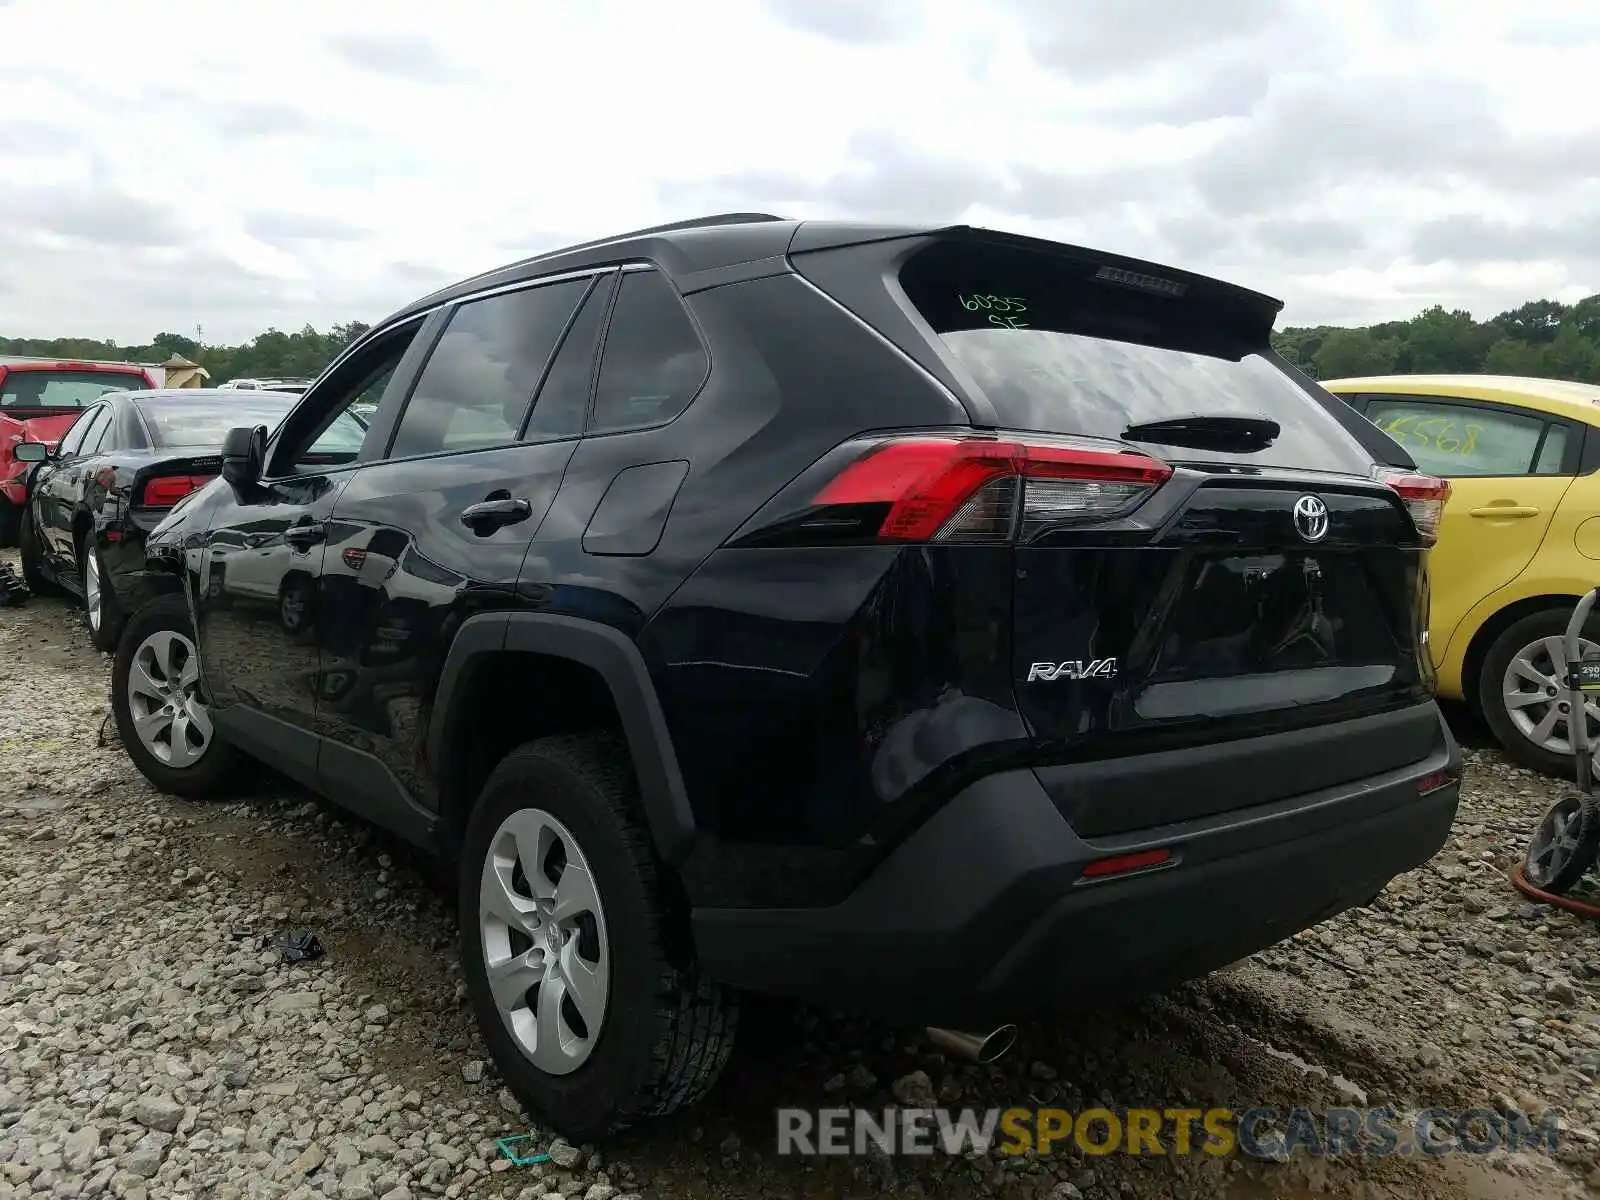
[1120,414,1281,452]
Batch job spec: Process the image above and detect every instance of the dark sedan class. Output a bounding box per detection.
[15,388,365,650]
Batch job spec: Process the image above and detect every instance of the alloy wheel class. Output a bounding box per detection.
[85,551,101,632]
[1526,794,1590,888]
[478,807,611,1075]
[1502,634,1600,768]
[126,630,212,768]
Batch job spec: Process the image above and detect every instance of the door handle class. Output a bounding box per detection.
[460,497,532,531]
[285,522,325,547]
[1469,505,1540,519]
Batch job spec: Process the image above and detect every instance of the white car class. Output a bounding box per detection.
[218,378,312,394]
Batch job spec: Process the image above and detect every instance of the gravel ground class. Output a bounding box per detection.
[3,552,1600,1200]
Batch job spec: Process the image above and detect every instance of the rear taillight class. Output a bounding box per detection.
[810,435,1172,543]
[140,474,212,507]
[1373,466,1449,545]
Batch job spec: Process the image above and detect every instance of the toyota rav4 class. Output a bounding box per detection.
[110,214,1462,1139]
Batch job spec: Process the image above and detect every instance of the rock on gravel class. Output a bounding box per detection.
[130,1095,183,1133]
[546,1138,583,1169]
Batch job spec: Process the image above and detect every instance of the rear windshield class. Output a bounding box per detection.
[138,397,367,454]
[899,241,1373,474]
[0,370,147,408]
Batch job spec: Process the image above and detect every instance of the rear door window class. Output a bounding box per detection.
[524,273,615,441]
[388,278,588,459]
[54,409,98,457]
[589,270,708,433]
[898,241,1374,474]
[1365,396,1569,478]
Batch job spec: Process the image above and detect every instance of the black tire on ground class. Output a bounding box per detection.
[1523,791,1600,895]
[1479,607,1600,778]
[0,498,18,549]
[82,538,124,653]
[112,593,242,799]
[17,507,54,595]
[458,734,737,1141]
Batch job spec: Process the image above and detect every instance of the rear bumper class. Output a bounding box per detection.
[691,704,1460,1026]
[100,532,176,615]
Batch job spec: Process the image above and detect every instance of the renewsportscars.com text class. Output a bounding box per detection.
[775,1105,1563,1159]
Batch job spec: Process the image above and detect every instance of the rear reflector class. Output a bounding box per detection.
[140,474,212,507]
[1373,466,1449,545]
[1080,848,1173,880]
[810,435,1172,543]
[1415,768,1456,795]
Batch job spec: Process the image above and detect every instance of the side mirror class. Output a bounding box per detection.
[221,425,267,489]
[12,441,49,463]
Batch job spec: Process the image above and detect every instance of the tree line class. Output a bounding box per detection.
[0,323,371,385]
[5,294,1600,386]
[1273,296,1600,382]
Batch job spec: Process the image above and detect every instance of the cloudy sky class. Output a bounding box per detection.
[1,0,1596,344]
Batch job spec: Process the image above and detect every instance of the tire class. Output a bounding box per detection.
[112,594,242,798]
[0,497,18,549]
[1523,791,1600,895]
[458,734,737,1140]
[17,507,53,596]
[81,537,124,653]
[1480,608,1600,778]
[279,574,314,636]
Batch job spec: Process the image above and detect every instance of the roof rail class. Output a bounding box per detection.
[521,213,788,262]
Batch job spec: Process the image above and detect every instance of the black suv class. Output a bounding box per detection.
[111,214,1461,1138]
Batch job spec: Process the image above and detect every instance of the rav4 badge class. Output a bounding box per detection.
[1027,658,1119,682]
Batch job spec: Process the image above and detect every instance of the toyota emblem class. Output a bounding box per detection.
[1293,495,1330,543]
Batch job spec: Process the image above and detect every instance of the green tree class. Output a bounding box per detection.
[152,331,201,360]
[1312,328,1399,379]
[1567,295,1600,341]
[1396,306,1493,373]
[1482,337,1546,376]
[1492,300,1567,345]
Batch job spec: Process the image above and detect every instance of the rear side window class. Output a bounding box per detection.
[898,241,1373,474]
[83,407,117,454]
[389,278,587,459]
[70,406,111,456]
[589,270,708,433]
[55,409,97,456]
[1365,396,1568,478]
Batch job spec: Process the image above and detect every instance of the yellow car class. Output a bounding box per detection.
[1323,374,1600,776]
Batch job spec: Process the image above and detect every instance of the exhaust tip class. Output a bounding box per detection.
[977,1023,1018,1063]
[926,1023,1019,1064]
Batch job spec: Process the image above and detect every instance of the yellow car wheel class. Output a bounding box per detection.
[1479,608,1600,779]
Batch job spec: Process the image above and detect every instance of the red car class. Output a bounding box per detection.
[0,359,158,545]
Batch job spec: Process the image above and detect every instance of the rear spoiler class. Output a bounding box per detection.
[787,221,1285,347]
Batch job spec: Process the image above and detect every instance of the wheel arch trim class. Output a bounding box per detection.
[429,611,696,865]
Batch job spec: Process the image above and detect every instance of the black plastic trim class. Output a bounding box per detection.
[691,713,1460,1025]
[213,706,442,854]
[212,706,320,792]
[428,611,696,864]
